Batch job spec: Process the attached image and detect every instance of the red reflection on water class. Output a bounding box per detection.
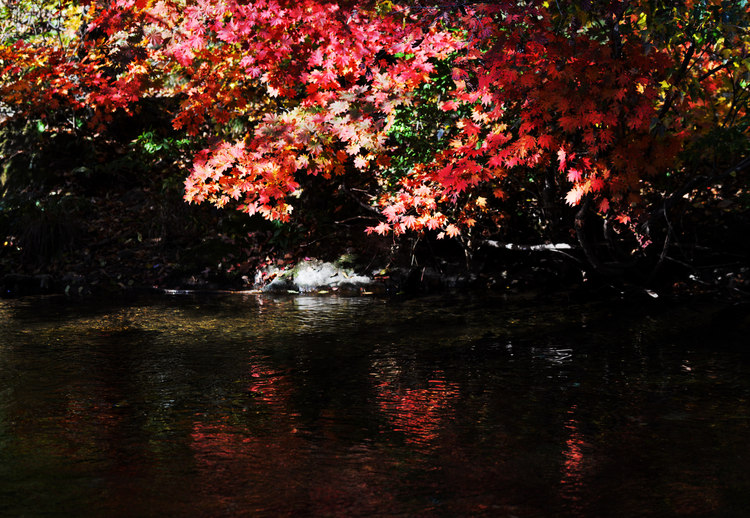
[246,364,293,410]
[188,357,405,517]
[190,361,298,471]
[188,362,304,515]
[54,388,125,460]
[560,405,587,507]
[375,369,460,447]
[190,417,401,516]
[191,419,260,461]
[188,417,305,516]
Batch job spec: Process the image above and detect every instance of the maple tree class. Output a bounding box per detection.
[1,0,748,279]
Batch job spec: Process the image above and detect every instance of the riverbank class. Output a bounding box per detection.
[3,248,748,303]
[2,177,748,301]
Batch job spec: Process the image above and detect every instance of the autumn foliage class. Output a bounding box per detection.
[1,0,748,275]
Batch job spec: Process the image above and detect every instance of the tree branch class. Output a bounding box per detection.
[657,41,696,122]
[655,154,750,219]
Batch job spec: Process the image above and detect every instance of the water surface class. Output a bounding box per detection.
[1,293,748,517]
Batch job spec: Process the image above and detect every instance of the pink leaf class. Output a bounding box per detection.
[441,100,458,111]
[445,224,460,238]
[557,147,567,172]
[567,168,582,182]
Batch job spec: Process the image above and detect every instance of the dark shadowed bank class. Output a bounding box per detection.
[1,114,748,302]
[2,176,748,301]
[1,169,749,301]
[1,182,748,302]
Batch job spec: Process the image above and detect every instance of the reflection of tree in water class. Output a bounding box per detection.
[559,404,589,513]
[187,357,401,516]
[373,366,460,449]
[245,363,294,412]
[187,357,303,515]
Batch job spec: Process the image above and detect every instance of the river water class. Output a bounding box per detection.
[1,292,748,517]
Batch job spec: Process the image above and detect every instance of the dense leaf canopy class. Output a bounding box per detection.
[1,0,748,274]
